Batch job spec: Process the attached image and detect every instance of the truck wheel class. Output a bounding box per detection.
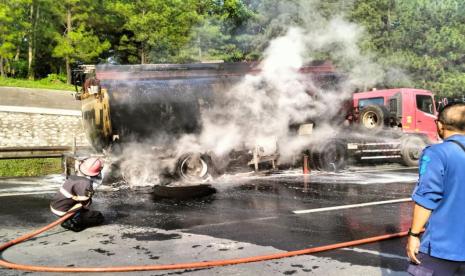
[176,153,216,183]
[360,105,389,131]
[311,140,347,171]
[401,136,426,167]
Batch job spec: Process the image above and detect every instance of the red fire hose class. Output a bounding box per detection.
[0,212,408,273]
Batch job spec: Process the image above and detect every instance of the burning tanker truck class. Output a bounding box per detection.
[71,62,438,185]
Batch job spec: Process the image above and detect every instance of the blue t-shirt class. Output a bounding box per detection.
[412,134,465,261]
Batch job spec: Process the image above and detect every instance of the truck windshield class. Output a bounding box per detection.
[416,95,434,114]
[359,97,384,109]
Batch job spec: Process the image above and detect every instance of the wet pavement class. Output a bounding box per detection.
[1,165,463,275]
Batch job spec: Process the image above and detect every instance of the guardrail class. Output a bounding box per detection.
[0,146,92,159]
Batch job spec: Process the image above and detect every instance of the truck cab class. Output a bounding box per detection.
[320,88,440,168]
[353,88,438,143]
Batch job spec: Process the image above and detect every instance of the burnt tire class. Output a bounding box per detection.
[360,105,390,131]
[401,136,426,167]
[176,153,216,183]
[310,140,347,172]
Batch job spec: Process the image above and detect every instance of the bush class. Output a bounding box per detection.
[41,73,67,84]
[10,60,28,78]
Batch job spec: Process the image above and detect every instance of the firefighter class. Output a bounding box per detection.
[50,157,105,232]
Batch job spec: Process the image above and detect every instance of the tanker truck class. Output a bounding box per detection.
[71,62,438,184]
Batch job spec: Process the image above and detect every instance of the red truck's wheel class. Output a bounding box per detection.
[401,136,426,167]
[360,105,389,131]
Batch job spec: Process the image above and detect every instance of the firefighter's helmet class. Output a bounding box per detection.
[79,157,103,177]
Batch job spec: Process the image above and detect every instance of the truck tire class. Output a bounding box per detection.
[401,136,426,167]
[360,105,389,131]
[175,153,216,183]
[311,140,347,172]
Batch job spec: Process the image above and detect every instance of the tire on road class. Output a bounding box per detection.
[400,136,427,167]
[359,105,390,131]
[175,153,217,183]
[310,140,347,172]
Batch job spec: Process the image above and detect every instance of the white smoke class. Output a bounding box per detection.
[190,14,384,163]
[113,1,392,187]
[117,143,166,188]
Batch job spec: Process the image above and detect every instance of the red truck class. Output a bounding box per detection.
[238,87,439,174]
[311,88,439,170]
[353,88,437,142]
[73,63,438,182]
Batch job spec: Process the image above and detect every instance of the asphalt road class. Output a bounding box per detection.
[1,165,464,276]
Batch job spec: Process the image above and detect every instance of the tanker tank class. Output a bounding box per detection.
[73,62,339,183]
[79,63,256,151]
[77,62,337,152]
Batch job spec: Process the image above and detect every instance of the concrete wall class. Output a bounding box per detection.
[0,110,89,148]
[0,87,90,148]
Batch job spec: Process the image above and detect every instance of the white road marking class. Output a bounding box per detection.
[0,180,50,185]
[293,198,412,214]
[0,191,55,197]
[340,247,408,260]
[0,180,63,185]
[0,105,81,116]
[0,186,57,193]
[348,166,418,173]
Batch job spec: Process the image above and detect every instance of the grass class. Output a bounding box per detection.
[0,77,75,91]
[0,158,62,177]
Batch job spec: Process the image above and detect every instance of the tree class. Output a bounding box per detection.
[0,0,463,96]
[52,0,110,84]
[392,0,465,96]
[110,0,201,64]
[0,0,30,78]
[179,0,256,62]
[351,0,465,96]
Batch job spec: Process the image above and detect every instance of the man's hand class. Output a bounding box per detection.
[406,236,421,264]
[406,204,432,264]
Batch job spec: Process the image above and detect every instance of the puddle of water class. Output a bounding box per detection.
[210,168,417,188]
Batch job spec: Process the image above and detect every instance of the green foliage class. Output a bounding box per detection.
[110,0,202,63]
[0,76,74,90]
[41,73,68,83]
[351,0,465,96]
[0,158,62,177]
[0,0,30,76]
[53,25,111,63]
[52,0,111,83]
[10,59,28,78]
[0,0,463,96]
[179,0,256,62]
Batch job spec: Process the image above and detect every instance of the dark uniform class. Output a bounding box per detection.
[50,175,104,232]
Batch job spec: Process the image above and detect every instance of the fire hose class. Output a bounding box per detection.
[0,211,409,273]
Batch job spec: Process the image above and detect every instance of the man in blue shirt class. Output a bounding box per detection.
[406,103,465,275]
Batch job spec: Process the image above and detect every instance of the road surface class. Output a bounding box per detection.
[1,165,463,275]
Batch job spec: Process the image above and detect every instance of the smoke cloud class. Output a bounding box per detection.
[111,0,396,187]
[192,2,384,161]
